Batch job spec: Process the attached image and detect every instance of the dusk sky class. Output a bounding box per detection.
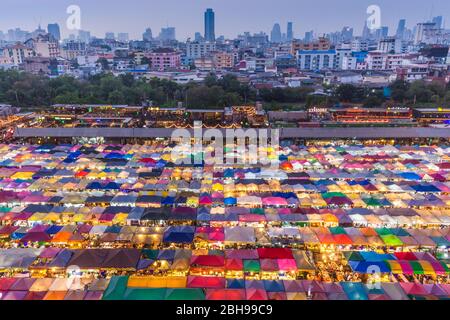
[1,0,449,40]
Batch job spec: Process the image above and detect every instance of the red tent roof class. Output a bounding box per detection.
[257,248,293,259]
[187,276,225,289]
[190,255,225,267]
[206,289,245,300]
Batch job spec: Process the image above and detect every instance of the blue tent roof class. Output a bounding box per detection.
[46,225,63,234]
[224,197,237,206]
[341,282,369,300]
[400,172,421,181]
[411,184,441,193]
[360,251,395,262]
[226,278,245,289]
[263,280,285,292]
[162,197,175,205]
[105,225,122,233]
[348,261,390,273]
[163,226,195,243]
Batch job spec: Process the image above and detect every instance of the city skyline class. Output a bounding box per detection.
[1,0,449,41]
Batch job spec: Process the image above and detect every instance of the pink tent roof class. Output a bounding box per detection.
[398,261,414,275]
[208,231,225,241]
[0,278,17,291]
[277,259,297,271]
[199,196,212,205]
[246,288,268,300]
[211,192,224,199]
[262,197,288,206]
[399,283,428,295]
[238,214,266,222]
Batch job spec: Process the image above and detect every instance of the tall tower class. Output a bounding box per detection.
[287,22,294,41]
[204,8,215,42]
[396,19,406,39]
[47,23,61,41]
[271,23,282,43]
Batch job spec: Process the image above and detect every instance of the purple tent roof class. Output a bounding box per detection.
[20,232,52,243]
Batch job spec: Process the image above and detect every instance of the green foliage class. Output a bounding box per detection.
[2,69,448,110]
[389,79,448,104]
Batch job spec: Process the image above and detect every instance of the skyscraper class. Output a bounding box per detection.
[396,19,406,39]
[432,16,443,29]
[194,32,203,42]
[304,31,314,43]
[341,27,353,42]
[159,27,176,41]
[377,26,389,39]
[118,33,129,42]
[105,32,115,40]
[271,23,282,43]
[287,22,294,41]
[362,21,371,39]
[143,28,153,41]
[78,30,91,43]
[47,23,61,41]
[204,8,215,42]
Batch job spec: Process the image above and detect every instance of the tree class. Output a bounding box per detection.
[389,80,409,102]
[97,58,110,71]
[335,84,356,102]
[406,81,433,103]
[108,90,125,104]
[204,73,218,87]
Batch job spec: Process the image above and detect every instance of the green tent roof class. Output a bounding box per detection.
[165,288,205,300]
[380,234,403,246]
[329,226,347,235]
[343,251,364,261]
[142,249,159,260]
[375,228,393,236]
[102,276,129,300]
[250,208,265,215]
[124,288,167,300]
[363,198,382,207]
[322,192,346,199]
[243,259,260,272]
[409,261,424,275]
[439,261,450,273]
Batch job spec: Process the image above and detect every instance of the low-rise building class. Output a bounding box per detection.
[3,43,35,65]
[25,33,60,58]
[186,40,216,59]
[146,48,181,71]
[20,56,51,75]
[297,50,336,71]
